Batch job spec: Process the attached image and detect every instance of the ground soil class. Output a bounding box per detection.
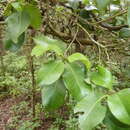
[0,97,16,130]
[0,95,69,130]
[0,96,52,130]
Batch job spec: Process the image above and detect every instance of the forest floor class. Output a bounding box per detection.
[0,96,53,130]
[0,97,14,130]
[0,95,69,130]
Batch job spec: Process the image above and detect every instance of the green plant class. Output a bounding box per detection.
[11,101,29,116]
[1,0,130,129]
[18,120,40,130]
[7,101,40,129]
[6,116,21,129]
[0,52,32,97]
[31,35,130,130]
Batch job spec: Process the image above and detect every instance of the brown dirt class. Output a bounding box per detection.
[0,96,69,130]
[0,97,16,130]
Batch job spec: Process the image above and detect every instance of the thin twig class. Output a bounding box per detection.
[64,27,79,55]
[98,46,101,63]
[105,48,110,61]
[77,23,105,48]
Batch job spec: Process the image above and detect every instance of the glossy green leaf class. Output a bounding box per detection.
[23,4,42,29]
[63,63,91,101]
[68,53,91,70]
[31,45,47,57]
[107,88,130,125]
[33,35,63,55]
[90,66,113,89]
[6,11,30,43]
[95,0,110,11]
[41,80,66,111]
[104,111,130,130]
[4,33,25,52]
[37,60,64,86]
[119,28,130,38]
[74,93,106,130]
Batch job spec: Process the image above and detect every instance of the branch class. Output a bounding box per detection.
[48,22,94,46]
[90,11,128,31]
[48,22,71,40]
[93,9,127,24]
[77,23,105,48]
[100,23,128,31]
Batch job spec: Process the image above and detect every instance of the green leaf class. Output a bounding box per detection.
[95,0,110,11]
[6,11,30,43]
[68,53,91,70]
[119,28,130,38]
[68,0,80,9]
[104,111,130,130]
[33,35,63,55]
[127,6,130,26]
[79,9,91,19]
[11,2,22,11]
[31,45,47,57]
[63,63,91,101]
[90,66,113,89]
[74,93,106,130]
[107,88,130,125]
[23,4,42,29]
[4,33,25,52]
[111,0,120,5]
[37,60,64,86]
[41,80,66,111]
[82,0,89,4]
